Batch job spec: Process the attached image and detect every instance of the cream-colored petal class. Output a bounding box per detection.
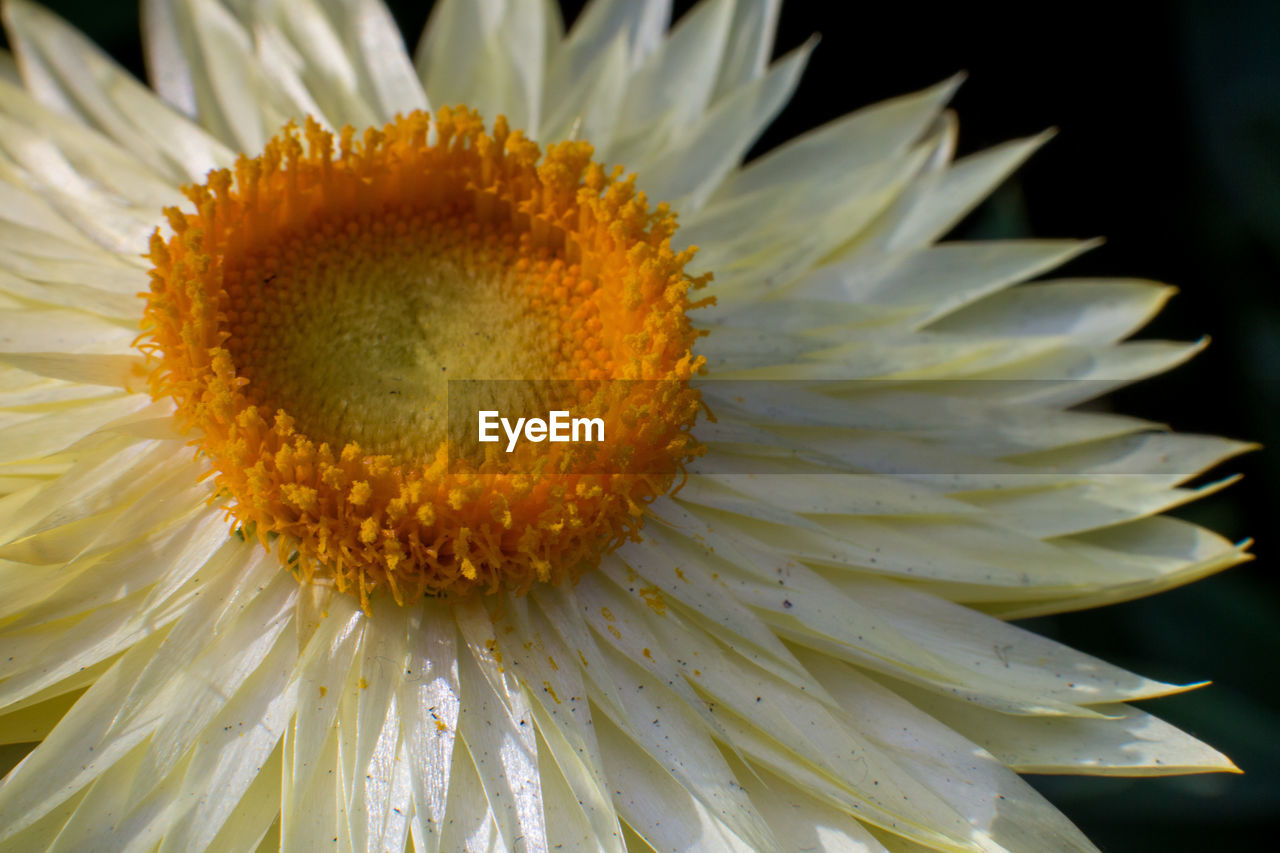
[549,0,670,92]
[612,530,808,686]
[399,600,461,853]
[594,710,760,853]
[0,352,147,390]
[798,651,1097,853]
[0,688,79,745]
[315,0,427,120]
[612,0,733,138]
[250,0,380,129]
[2,0,233,182]
[0,629,168,841]
[588,642,779,851]
[709,0,780,100]
[150,617,296,852]
[928,279,1176,344]
[454,600,549,852]
[282,592,363,853]
[888,682,1238,777]
[490,597,624,852]
[282,720,346,853]
[632,37,813,209]
[341,602,412,853]
[140,0,198,117]
[540,28,628,149]
[729,754,890,853]
[867,131,1053,253]
[0,394,151,468]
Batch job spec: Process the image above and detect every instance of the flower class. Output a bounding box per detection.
[0,0,1251,851]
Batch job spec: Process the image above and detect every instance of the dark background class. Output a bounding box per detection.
[3,1,1276,849]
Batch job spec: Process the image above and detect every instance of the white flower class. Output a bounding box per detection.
[0,1,1249,851]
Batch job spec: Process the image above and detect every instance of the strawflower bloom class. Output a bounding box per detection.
[0,1,1252,851]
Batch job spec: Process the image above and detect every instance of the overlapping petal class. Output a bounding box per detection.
[0,1,1247,851]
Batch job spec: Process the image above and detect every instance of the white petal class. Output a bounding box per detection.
[0,352,147,390]
[890,682,1238,777]
[587,642,778,851]
[2,0,232,181]
[710,0,780,100]
[632,37,813,209]
[594,711,759,852]
[551,0,670,86]
[318,0,427,119]
[869,131,1053,253]
[399,600,461,853]
[282,594,363,853]
[797,650,1097,852]
[613,0,733,137]
[140,0,199,117]
[454,600,549,852]
[340,603,412,853]
[711,76,960,202]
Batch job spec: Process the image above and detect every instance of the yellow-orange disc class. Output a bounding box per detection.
[141,108,708,605]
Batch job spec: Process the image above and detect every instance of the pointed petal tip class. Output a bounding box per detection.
[1032,126,1058,146]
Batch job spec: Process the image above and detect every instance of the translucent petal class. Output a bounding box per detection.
[889,682,1238,777]
[612,0,732,137]
[0,630,167,840]
[789,240,1096,323]
[731,754,891,853]
[823,577,1193,707]
[710,0,780,100]
[798,651,1097,853]
[712,76,960,202]
[454,600,549,852]
[550,0,670,88]
[2,0,232,181]
[0,688,79,746]
[437,738,502,853]
[150,615,297,853]
[0,307,136,354]
[283,593,364,848]
[341,603,412,853]
[0,352,147,390]
[132,572,297,806]
[613,528,807,685]
[594,711,759,852]
[0,394,151,468]
[873,131,1054,253]
[315,0,427,119]
[140,0,199,117]
[634,37,813,209]
[282,710,345,853]
[488,598,624,851]
[540,30,629,151]
[928,279,1176,344]
[399,600,461,853]
[588,644,778,851]
[43,737,159,852]
[250,0,380,130]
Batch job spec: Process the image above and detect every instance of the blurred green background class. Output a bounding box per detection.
[2,1,1276,849]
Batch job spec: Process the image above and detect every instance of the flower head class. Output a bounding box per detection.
[0,1,1250,851]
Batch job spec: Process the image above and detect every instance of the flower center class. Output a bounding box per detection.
[141,109,707,604]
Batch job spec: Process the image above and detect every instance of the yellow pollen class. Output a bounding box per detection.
[141,108,708,605]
